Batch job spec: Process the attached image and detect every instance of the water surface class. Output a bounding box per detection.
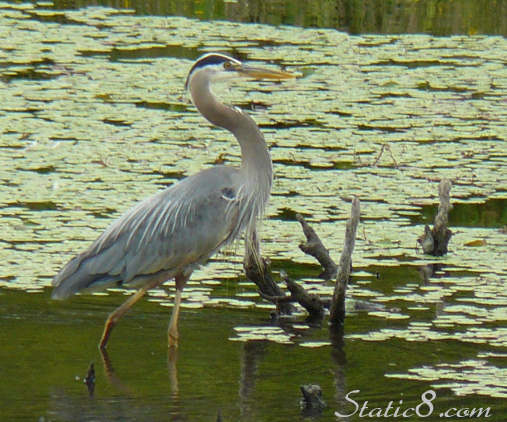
[0,2,506,421]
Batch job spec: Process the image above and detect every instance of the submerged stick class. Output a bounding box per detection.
[296,214,338,280]
[418,179,452,256]
[329,197,360,326]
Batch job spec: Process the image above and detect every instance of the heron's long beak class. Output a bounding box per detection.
[236,64,296,81]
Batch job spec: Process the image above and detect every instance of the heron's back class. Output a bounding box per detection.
[52,166,251,299]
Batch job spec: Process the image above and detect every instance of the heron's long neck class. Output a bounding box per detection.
[190,76,272,201]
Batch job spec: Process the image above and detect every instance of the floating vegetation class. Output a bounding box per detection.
[386,358,507,399]
[231,325,294,344]
[0,4,506,414]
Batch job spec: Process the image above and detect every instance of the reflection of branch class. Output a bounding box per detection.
[418,179,452,256]
[329,197,360,326]
[296,214,337,280]
[239,341,268,417]
[330,325,349,421]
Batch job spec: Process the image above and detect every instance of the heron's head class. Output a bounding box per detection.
[185,53,294,90]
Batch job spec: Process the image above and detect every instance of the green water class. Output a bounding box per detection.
[0,2,506,421]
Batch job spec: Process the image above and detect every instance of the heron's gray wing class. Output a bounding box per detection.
[52,166,242,299]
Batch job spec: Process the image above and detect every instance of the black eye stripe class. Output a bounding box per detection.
[185,53,241,90]
[189,53,237,74]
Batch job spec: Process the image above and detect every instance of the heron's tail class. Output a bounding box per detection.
[51,252,120,299]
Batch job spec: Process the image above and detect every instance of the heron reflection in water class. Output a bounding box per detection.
[52,53,295,349]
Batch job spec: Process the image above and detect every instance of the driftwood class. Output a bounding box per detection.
[418,179,452,256]
[291,200,360,325]
[245,199,359,324]
[329,197,360,326]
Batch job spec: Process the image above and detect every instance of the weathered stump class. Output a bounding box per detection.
[418,179,452,256]
[300,384,326,416]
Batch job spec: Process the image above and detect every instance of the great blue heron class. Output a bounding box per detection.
[52,53,294,350]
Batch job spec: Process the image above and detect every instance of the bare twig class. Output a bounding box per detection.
[296,214,338,280]
[373,144,398,167]
[329,197,360,326]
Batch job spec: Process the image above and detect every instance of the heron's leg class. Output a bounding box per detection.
[167,347,179,396]
[168,272,189,348]
[99,282,157,350]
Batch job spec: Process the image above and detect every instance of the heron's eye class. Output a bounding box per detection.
[223,61,233,70]
[221,187,235,200]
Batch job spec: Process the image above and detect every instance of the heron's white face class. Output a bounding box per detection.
[185,53,243,90]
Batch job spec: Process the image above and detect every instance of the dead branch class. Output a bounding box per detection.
[243,230,294,315]
[246,200,359,323]
[418,179,452,256]
[296,214,338,280]
[373,144,398,168]
[258,271,326,319]
[329,197,360,326]
[281,271,325,318]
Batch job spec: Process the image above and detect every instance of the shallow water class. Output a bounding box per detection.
[1,2,506,421]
